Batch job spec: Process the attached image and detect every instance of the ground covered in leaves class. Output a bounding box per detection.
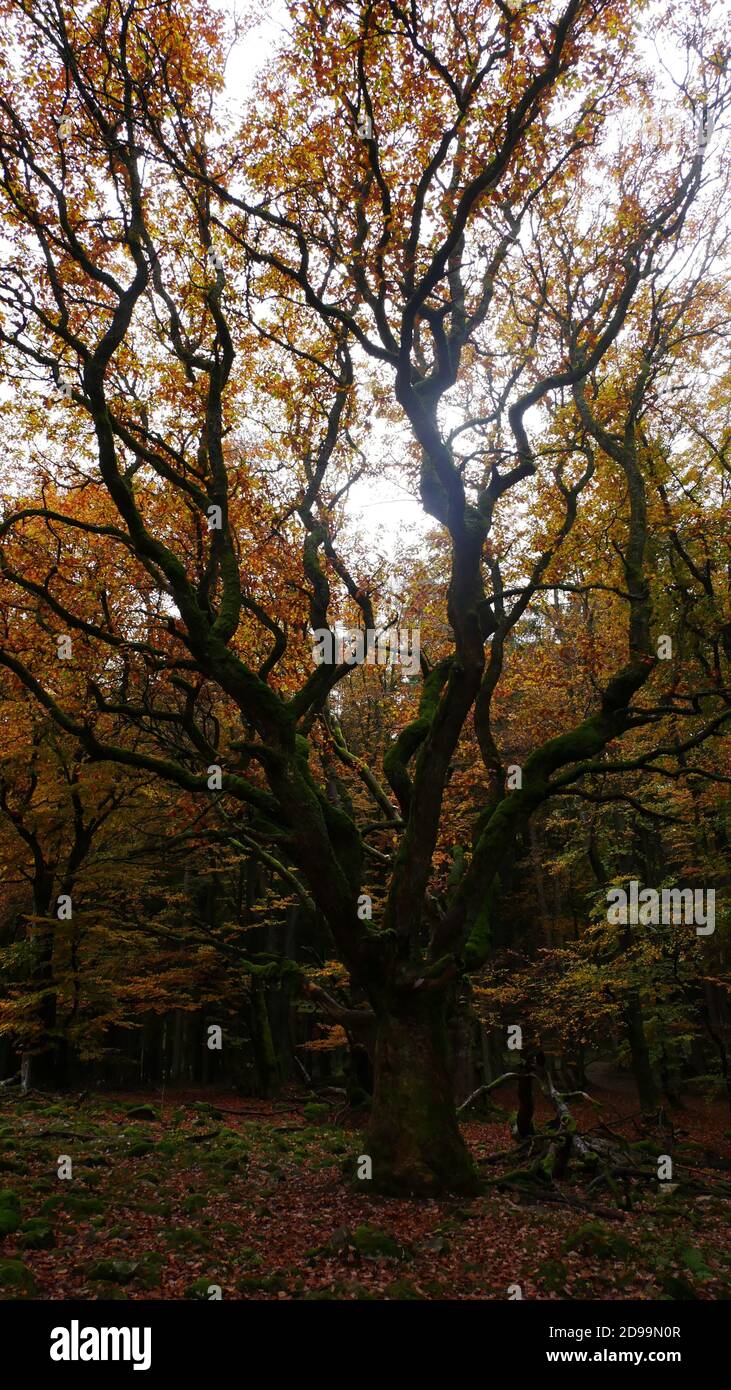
[0,1083,729,1300]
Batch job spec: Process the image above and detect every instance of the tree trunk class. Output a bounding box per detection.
[249,979,279,1098]
[659,1044,683,1108]
[21,927,64,1092]
[516,1064,535,1137]
[624,993,659,1113]
[451,989,478,1105]
[366,998,478,1197]
[20,871,62,1091]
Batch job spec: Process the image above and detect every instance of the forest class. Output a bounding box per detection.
[0,0,728,1315]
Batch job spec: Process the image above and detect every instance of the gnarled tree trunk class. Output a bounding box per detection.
[366,996,478,1197]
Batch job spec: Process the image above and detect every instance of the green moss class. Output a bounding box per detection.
[679,1246,711,1280]
[137,1200,172,1218]
[0,1259,37,1296]
[658,1272,699,1300]
[183,1129,220,1146]
[302,1103,330,1122]
[18,1218,56,1250]
[185,1276,220,1300]
[238,1271,286,1293]
[135,1253,164,1290]
[561,1222,632,1261]
[87,1258,139,1284]
[220,1154,249,1174]
[352,1225,410,1260]
[384,1278,425,1299]
[60,1194,106,1217]
[218,1128,249,1146]
[251,1251,270,1271]
[181,1194,208,1214]
[537,1257,570,1294]
[0,1208,20,1236]
[190,1102,223,1121]
[326,1137,349,1155]
[39,1195,63,1217]
[127,1140,155,1158]
[463,888,493,969]
[383,658,451,813]
[165,1227,210,1251]
[0,1189,21,1235]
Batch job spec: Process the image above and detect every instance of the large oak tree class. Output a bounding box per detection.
[0,0,730,1192]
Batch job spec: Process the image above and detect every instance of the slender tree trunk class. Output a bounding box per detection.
[624,993,659,1113]
[267,905,298,1081]
[21,917,60,1092]
[659,1045,683,1108]
[479,1025,493,1088]
[366,996,478,1196]
[249,979,279,1098]
[451,989,478,1105]
[516,1063,535,1137]
[171,1009,185,1083]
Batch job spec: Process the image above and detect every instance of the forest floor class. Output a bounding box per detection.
[0,1082,729,1300]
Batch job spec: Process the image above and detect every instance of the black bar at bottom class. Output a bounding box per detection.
[1,1297,723,1378]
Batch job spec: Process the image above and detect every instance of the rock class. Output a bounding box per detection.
[351,1225,410,1260]
[87,1258,139,1284]
[0,1189,21,1235]
[165,1227,209,1250]
[18,1218,55,1250]
[326,1226,350,1253]
[419,1233,450,1255]
[561,1221,632,1261]
[0,1259,38,1296]
[0,1208,20,1236]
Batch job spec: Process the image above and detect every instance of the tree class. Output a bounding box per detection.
[0,0,730,1193]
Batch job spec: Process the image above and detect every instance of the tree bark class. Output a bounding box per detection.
[516,1064,536,1137]
[249,979,280,1098]
[624,993,659,1114]
[21,915,64,1091]
[366,997,478,1196]
[451,988,478,1105]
